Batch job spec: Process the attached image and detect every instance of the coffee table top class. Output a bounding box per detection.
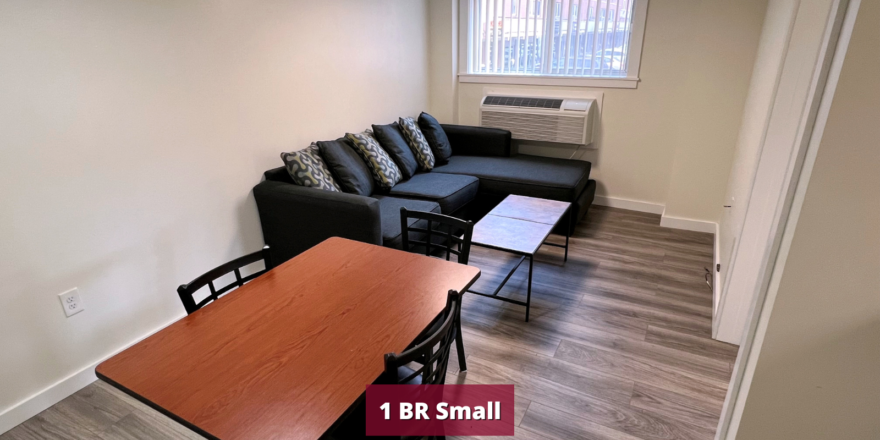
[473,195,571,255]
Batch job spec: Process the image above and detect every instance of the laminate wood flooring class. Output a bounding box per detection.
[1,206,737,440]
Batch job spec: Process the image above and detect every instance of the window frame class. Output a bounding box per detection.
[458,0,649,89]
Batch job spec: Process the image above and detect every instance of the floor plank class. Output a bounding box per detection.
[644,325,739,362]
[629,383,724,431]
[554,339,729,404]
[521,358,635,405]
[520,402,644,440]
[463,356,715,440]
[2,408,103,440]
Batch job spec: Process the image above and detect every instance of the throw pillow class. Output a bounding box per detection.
[317,138,375,196]
[344,130,402,190]
[280,143,342,192]
[371,122,418,180]
[398,116,435,171]
[418,112,453,164]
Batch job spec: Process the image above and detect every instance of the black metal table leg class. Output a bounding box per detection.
[525,255,533,322]
[564,207,572,262]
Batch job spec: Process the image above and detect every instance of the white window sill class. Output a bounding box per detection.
[458,74,640,89]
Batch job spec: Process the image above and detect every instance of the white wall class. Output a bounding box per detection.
[733,0,880,437]
[0,0,429,430]
[448,0,767,224]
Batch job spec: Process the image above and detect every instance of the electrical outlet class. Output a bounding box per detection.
[58,288,85,317]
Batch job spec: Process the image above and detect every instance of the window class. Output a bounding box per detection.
[464,0,646,84]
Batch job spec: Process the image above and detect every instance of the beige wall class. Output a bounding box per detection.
[429,0,459,123]
[0,0,429,422]
[735,0,880,437]
[453,0,766,223]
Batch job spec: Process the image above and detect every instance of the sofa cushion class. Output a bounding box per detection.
[345,131,402,191]
[441,124,512,157]
[388,173,479,214]
[318,138,374,196]
[372,122,419,180]
[418,112,453,164]
[432,155,591,201]
[280,143,342,192]
[399,117,435,171]
[374,195,441,249]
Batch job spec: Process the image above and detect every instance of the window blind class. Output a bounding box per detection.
[470,0,636,78]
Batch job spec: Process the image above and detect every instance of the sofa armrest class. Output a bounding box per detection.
[253,180,382,266]
[441,124,512,157]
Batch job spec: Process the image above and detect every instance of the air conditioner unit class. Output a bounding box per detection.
[480,95,597,146]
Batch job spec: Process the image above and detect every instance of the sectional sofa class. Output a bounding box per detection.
[254,123,596,266]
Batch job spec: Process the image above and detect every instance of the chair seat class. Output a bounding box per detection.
[374,196,441,249]
[388,172,479,214]
[378,365,422,385]
[433,154,591,201]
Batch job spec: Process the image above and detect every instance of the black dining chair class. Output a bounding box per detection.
[326,290,463,440]
[400,207,474,264]
[382,289,462,387]
[400,208,473,373]
[177,245,271,315]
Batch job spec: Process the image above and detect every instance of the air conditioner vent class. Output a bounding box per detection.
[482,111,587,144]
[482,96,563,109]
[479,95,597,146]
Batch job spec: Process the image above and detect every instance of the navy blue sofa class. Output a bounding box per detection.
[254,124,596,266]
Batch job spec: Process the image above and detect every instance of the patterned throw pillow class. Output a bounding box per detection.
[344,131,402,190]
[398,117,435,171]
[280,143,342,192]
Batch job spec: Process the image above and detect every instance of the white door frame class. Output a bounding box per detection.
[714,0,846,345]
[715,0,859,437]
[713,0,800,342]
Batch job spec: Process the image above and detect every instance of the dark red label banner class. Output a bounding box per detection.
[365,384,515,436]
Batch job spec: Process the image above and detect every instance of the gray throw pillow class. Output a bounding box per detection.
[317,138,375,196]
[398,117,435,171]
[418,112,453,164]
[280,143,341,192]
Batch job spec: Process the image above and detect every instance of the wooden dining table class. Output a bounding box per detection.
[96,237,481,440]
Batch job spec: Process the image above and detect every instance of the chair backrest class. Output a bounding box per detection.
[383,290,462,385]
[400,207,474,265]
[176,245,271,315]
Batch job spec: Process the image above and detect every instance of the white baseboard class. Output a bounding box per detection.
[592,196,720,234]
[0,315,182,435]
[659,213,718,234]
[0,364,98,435]
[593,196,665,215]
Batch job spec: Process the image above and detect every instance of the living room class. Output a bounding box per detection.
[1,1,877,439]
